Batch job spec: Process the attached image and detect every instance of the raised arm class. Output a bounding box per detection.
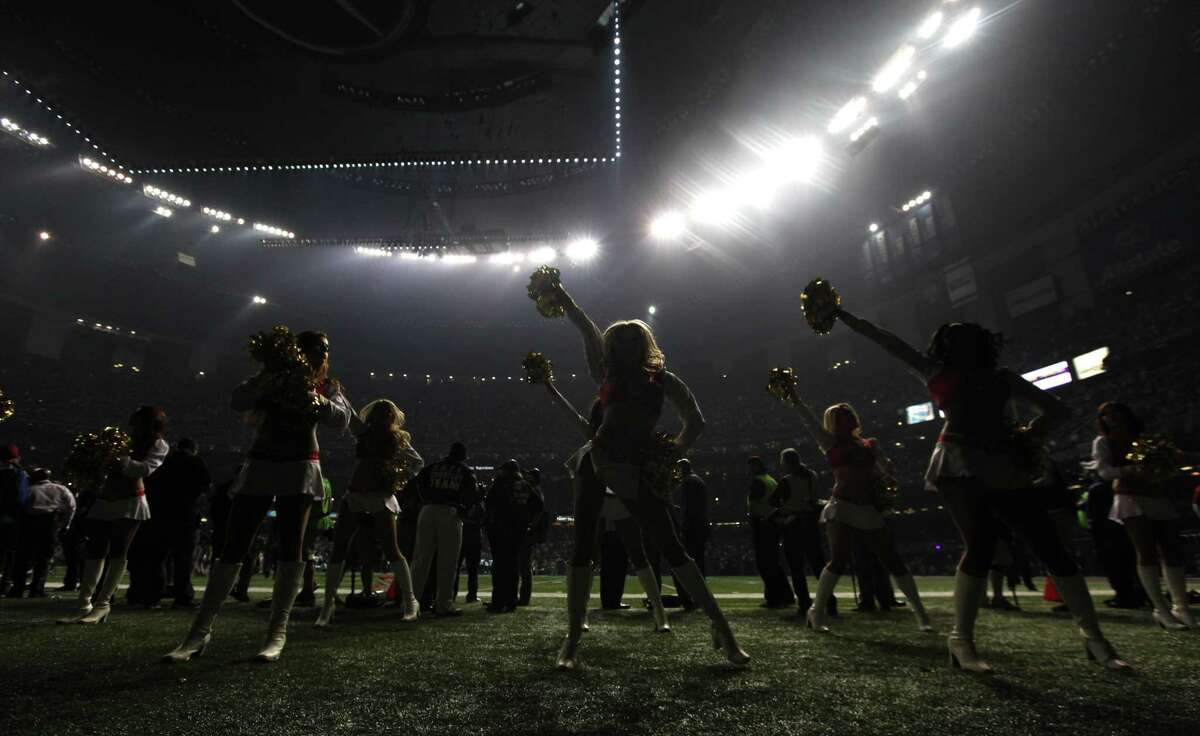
[120,438,169,478]
[785,385,835,452]
[319,383,353,431]
[662,371,706,452]
[1003,369,1070,436]
[544,379,593,441]
[838,309,939,380]
[557,286,606,383]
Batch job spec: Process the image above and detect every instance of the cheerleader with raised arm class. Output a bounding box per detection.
[59,406,168,624]
[314,399,424,627]
[163,331,351,663]
[543,377,671,633]
[1092,402,1193,630]
[545,282,747,669]
[838,314,1129,672]
[779,386,933,634]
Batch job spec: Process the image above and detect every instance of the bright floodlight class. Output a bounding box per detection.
[566,237,599,262]
[649,211,687,241]
[251,295,267,305]
[647,305,657,315]
[210,225,220,234]
[828,96,867,134]
[690,191,738,226]
[868,223,879,233]
[943,7,982,48]
[490,251,525,265]
[527,246,557,264]
[762,136,823,186]
[442,254,478,265]
[38,230,51,241]
[871,45,916,93]
[917,11,944,39]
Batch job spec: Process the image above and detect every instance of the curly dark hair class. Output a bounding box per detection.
[926,322,1003,373]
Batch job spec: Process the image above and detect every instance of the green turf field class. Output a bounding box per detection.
[2,576,1197,736]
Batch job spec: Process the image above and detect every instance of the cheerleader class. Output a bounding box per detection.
[314,399,424,627]
[58,406,168,624]
[163,331,351,662]
[544,377,670,633]
[547,283,747,669]
[838,314,1128,672]
[1092,402,1193,630]
[780,386,933,634]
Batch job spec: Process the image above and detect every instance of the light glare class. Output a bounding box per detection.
[917,11,944,39]
[943,7,982,48]
[828,96,867,134]
[566,238,599,262]
[649,211,687,241]
[872,45,916,93]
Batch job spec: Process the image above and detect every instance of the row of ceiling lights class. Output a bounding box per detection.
[351,237,599,267]
[1,115,50,147]
[2,69,120,166]
[129,156,614,175]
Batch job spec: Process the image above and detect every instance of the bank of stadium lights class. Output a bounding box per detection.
[354,246,393,258]
[849,117,879,143]
[871,45,916,93]
[649,211,687,242]
[489,251,525,265]
[1,116,51,147]
[897,70,928,101]
[253,223,295,239]
[130,156,615,175]
[917,10,945,40]
[201,206,234,222]
[901,190,933,212]
[943,7,982,49]
[527,246,557,264]
[251,295,268,305]
[80,157,134,184]
[144,185,190,208]
[612,3,623,158]
[827,96,868,135]
[152,206,174,218]
[565,237,599,263]
[3,68,123,166]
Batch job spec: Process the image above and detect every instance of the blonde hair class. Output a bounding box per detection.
[359,399,411,444]
[602,320,665,377]
[822,403,862,440]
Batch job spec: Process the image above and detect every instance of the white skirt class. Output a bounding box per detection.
[342,493,399,515]
[819,498,886,531]
[1109,494,1178,524]
[88,495,151,522]
[590,446,641,502]
[925,441,1032,492]
[233,459,325,499]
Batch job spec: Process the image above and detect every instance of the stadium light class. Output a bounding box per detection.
[210,225,220,234]
[80,156,134,184]
[38,230,51,241]
[868,223,879,233]
[648,305,657,315]
[527,246,557,264]
[354,246,392,257]
[849,117,879,143]
[917,11,944,39]
[943,7,982,48]
[442,254,478,265]
[153,206,173,218]
[871,45,916,93]
[0,115,50,147]
[761,136,823,187]
[649,211,687,241]
[566,237,599,262]
[828,96,867,134]
[490,251,525,265]
[144,184,191,208]
[251,295,268,305]
[254,223,296,239]
[690,191,738,226]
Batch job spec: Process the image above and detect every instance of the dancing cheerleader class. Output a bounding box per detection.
[779,386,933,634]
[1092,401,1193,629]
[838,314,1128,672]
[314,399,424,627]
[163,331,351,662]
[544,377,671,633]
[59,406,168,624]
[546,282,747,668]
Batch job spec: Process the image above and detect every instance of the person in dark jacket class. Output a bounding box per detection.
[747,456,792,608]
[485,460,543,613]
[0,444,29,596]
[409,442,478,617]
[517,467,549,606]
[455,498,484,604]
[675,459,708,610]
[773,449,836,617]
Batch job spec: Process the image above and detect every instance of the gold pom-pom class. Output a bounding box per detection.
[247,325,323,424]
[0,387,13,423]
[64,426,132,486]
[526,266,565,318]
[800,278,842,335]
[1126,434,1183,484]
[767,367,798,404]
[382,457,415,495]
[522,352,555,384]
[641,432,682,501]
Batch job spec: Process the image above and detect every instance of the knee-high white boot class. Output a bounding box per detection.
[672,560,750,666]
[892,573,934,632]
[1162,566,1195,628]
[162,562,242,662]
[79,559,126,625]
[635,567,670,633]
[391,558,419,622]
[254,561,306,662]
[1051,573,1131,671]
[948,570,992,674]
[557,566,593,670]
[58,558,105,624]
[807,567,839,633]
[1137,565,1186,630]
[314,562,344,628]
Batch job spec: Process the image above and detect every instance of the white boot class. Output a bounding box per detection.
[673,560,750,667]
[635,567,670,633]
[391,558,419,622]
[1162,566,1195,628]
[807,567,839,633]
[557,566,592,670]
[314,562,344,628]
[79,559,126,624]
[1137,565,1187,630]
[162,562,241,663]
[893,573,935,633]
[58,558,104,624]
[948,570,992,674]
[254,561,306,662]
[1052,573,1131,671]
